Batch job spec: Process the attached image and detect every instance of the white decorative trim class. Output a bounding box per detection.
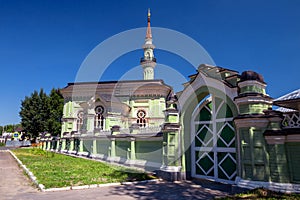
[178,70,237,108]
[235,176,300,193]
[235,96,272,105]
[286,134,300,142]
[275,89,300,101]
[282,112,300,129]
[68,150,77,154]
[265,135,300,144]
[160,165,182,172]
[234,118,269,129]
[238,80,267,88]
[238,80,266,88]
[265,135,286,144]
[77,151,89,156]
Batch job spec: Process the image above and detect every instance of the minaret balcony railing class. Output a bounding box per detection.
[140,57,156,63]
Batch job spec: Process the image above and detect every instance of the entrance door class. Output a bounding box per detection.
[191,95,236,183]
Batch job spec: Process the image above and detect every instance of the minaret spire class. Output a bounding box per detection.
[146,8,152,39]
[141,8,156,80]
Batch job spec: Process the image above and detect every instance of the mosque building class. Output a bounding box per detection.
[41,10,300,192]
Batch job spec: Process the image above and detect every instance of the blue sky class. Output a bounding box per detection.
[0,0,299,125]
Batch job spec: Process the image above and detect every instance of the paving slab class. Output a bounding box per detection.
[0,151,37,200]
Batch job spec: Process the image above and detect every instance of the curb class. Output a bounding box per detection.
[8,150,46,192]
[44,179,160,192]
[9,149,161,192]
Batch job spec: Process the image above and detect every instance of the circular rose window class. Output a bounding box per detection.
[137,110,146,118]
[95,106,104,114]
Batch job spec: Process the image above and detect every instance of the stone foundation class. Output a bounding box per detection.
[156,166,184,181]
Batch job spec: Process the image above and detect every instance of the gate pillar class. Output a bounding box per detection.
[158,97,183,181]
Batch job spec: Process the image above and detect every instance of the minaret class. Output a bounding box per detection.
[140,9,156,80]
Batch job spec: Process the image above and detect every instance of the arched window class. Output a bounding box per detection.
[94,106,105,130]
[137,110,147,127]
[76,111,84,131]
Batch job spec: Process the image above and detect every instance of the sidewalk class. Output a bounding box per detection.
[0,148,234,200]
[0,149,37,200]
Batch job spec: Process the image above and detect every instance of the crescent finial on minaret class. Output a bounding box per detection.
[146,8,152,39]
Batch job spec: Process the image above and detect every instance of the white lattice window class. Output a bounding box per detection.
[282,112,300,129]
[191,95,236,184]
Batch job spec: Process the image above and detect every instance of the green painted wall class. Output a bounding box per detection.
[96,139,111,156]
[240,85,266,95]
[106,115,122,130]
[115,140,130,158]
[69,139,74,151]
[83,139,93,153]
[240,127,269,181]
[166,114,179,123]
[239,103,270,115]
[135,141,162,163]
[286,142,300,183]
[65,139,71,151]
[165,132,180,166]
[268,122,281,130]
[62,96,167,135]
[267,143,290,183]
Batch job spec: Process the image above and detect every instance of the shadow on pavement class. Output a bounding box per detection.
[107,179,234,200]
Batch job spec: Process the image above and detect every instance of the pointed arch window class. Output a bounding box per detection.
[145,51,150,59]
[137,110,147,127]
[76,111,84,131]
[94,106,105,130]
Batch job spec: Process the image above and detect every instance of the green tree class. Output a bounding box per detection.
[0,125,18,134]
[2,124,20,132]
[46,89,64,136]
[19,88,64,138]
[20,89,48,138]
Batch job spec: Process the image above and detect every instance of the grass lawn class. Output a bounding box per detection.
[218,188,300,200]
[12,148,154,189]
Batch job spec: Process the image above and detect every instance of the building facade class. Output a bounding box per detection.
[41,10,300,192]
